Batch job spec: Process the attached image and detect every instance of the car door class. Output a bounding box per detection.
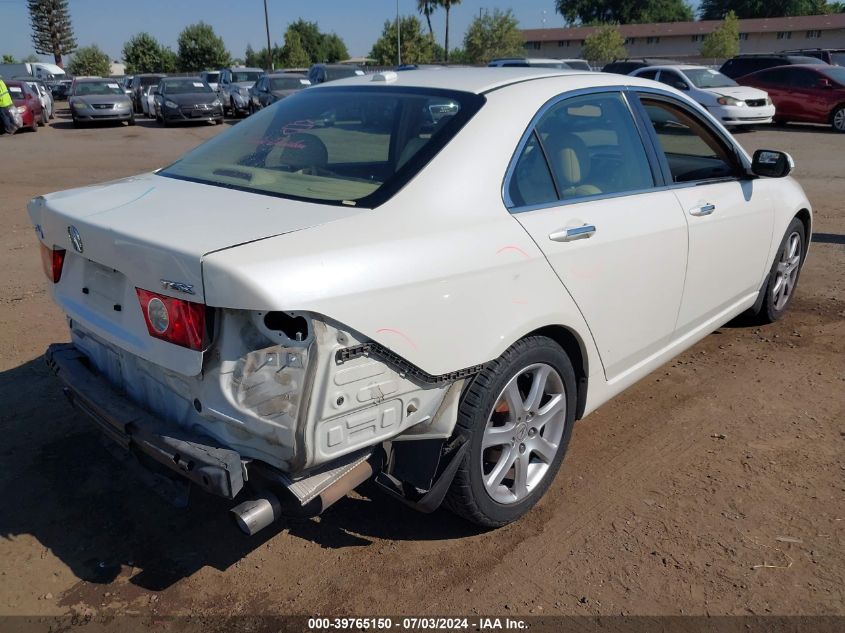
[786,67,830,122]
[509,90,689,381]
[635,93,773,336]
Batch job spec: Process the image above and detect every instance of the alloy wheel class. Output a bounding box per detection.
[481,363,567,504]
[834,108,845,132]
[771,231,802,311]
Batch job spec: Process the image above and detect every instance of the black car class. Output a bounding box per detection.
[154,77,223,126]
[248,73,311,113]
[602,58,681,75]
[719,54,827,79]
[131,73,166,113]
[307,63,365,85]
[780,48,845,66]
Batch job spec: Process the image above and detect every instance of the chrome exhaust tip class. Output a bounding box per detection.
[230,492,282,536]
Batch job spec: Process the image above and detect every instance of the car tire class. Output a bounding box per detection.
[444,336,577,527]
[832,106,845,133]
[38,110,47,126]
[215,118,223,125]
[128,116,136,126]
[754,217,806,324]
[230,98,239,118]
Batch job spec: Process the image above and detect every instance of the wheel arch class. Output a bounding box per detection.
[828,102,845,123]
[795,207,812,248]
[523,324,589,420]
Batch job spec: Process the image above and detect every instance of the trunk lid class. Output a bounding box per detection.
[30,172,364,374]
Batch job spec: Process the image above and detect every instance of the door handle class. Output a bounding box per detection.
[549,224,597,243]
[689,203,716,217]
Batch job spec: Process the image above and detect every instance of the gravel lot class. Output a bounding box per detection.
[0,108,843,621]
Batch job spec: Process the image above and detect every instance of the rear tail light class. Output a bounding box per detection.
[40,243,66,283]
[136,288,208,351]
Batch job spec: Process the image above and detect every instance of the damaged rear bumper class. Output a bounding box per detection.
[45,343,245,500]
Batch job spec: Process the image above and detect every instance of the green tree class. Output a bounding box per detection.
[177,22,230,72]
[280,30,311,68]
[22,53,40,63]
[122,32,165,74]
[322,33,349,62]
[581,25,627,62]
[463,9,524,64]
[699,0,828,19]
[284,20,349,63]
[435,0,462,62]
[27,0,76,67]
[244,43,260,67]
[1,54,15,64]
[418,0,436,41]
[370,16,434,65]
[556,0,693,24]
[160,47,178,73]
[67,44,110,76]
[700,10,740,58]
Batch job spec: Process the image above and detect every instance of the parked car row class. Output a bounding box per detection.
[602,52,845,132]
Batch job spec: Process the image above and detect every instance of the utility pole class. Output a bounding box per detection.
[396,0,402,66]
[263,0,273,70]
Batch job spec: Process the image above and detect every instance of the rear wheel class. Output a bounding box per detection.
[444,336,577,527]
[128,116,136,126]
[38,109,47,126]
[754,217,806,323]
[832,106,845,133]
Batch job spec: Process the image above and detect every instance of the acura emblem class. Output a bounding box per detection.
[68,225,83,253]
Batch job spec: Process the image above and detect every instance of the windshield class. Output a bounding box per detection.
[73,81,124,96]
[683,68,737,88]
[831,53,845,66]
[270,77,308,91]
[140,76,162,86]
[160,87,484,207]
[820,66,845,85]
[232,71,262,83]
[163,79,212,94]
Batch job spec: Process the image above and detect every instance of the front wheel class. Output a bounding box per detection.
[754,217,806,323]
[444,336,577,527]
[832,106,845,133]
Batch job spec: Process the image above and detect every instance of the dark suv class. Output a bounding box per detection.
[780,48,845,66]
[307,64,365,85]
[602,58,681,75]
[719,54,826,79]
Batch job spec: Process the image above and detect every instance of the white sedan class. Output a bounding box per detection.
[631,64,776,126]
[30,68,810,534]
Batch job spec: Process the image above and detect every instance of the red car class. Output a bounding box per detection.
[738,64,845,132]
[4,80,45,132]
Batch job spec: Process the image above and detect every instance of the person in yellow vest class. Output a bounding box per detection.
[0,75,18,135]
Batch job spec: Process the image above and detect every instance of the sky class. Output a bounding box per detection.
[0,0,583,63]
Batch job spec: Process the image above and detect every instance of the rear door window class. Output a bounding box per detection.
[508,91,654,208]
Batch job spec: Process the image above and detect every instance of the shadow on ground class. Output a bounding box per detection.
[0,357,477,592]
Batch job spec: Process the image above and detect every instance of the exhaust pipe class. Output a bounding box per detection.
[230,492,282,536]
[231,452,381,536]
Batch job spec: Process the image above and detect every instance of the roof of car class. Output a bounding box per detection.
[266,72,306,77]
[312,67,593,94]
[634,65,709,72]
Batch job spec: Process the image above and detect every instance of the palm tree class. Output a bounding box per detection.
[437,0,461,63]
[417,0,435,42]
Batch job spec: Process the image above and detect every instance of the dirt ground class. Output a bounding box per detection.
[0,107,842,623]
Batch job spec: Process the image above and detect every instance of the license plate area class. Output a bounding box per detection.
[82,259,128,312]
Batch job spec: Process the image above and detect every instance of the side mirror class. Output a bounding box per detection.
[819,78,833,89]
[751,149,794,178]
[675,81,689,91]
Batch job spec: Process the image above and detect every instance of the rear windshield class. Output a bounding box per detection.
[204,72,220,82]
[163,79,212,94]
[831,52,845,66]
[73,81,124,96]
[232,71,262,83]
[684,68,737,88]
[160,87,484,208]
[140,76,162,86]
[270,77,308,90]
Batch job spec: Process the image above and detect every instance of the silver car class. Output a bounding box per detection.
[216,67,264,117]
[70,78,135,128]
